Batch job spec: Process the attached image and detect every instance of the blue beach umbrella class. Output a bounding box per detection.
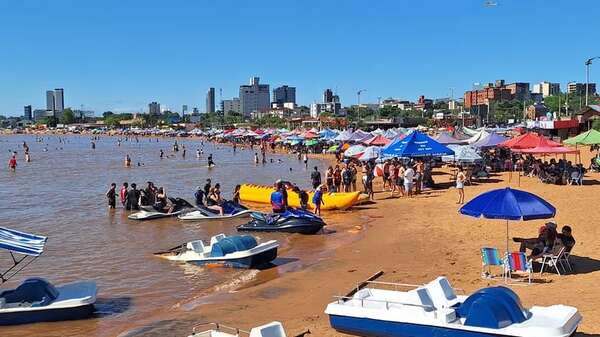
[459,187,556,252]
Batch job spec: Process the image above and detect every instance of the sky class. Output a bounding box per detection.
[1,0,600,116]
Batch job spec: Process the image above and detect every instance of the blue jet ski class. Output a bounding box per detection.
[237,208,326,234]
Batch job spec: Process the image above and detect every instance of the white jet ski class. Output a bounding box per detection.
[178,201,252,221]
[128,198,195,220]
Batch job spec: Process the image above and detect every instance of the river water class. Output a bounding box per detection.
[0,134,358,337]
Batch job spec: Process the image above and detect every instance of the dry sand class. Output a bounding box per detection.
[129,147,600,337]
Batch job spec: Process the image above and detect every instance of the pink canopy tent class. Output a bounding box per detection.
[362,135,391,146]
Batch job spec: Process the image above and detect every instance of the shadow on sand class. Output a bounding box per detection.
[257,257,299,270]
[530,255,600,275]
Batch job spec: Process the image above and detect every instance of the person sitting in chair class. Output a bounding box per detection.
[513,221,557,260]
[557,225,576,252]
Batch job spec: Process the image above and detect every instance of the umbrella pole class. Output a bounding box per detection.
[506,220,510,255]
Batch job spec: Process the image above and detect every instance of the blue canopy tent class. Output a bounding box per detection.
[0,227,48,283]
[472,133,509,149]
[381,131,455,158]
[319,128,338,140]
[459,188,556,253]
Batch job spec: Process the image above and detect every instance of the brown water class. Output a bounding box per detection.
[0,134,361,337]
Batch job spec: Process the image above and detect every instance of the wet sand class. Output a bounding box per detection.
[128,148,600,337]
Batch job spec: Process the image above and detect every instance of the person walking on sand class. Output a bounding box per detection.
[106,183,117,209]
[456,166,466,204]
[8,153,17,172]
[312,185,325,216]
[403,164,415,198]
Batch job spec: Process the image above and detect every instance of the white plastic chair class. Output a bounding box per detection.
[539,245,568,275]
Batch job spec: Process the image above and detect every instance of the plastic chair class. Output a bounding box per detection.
[505,252,532,284]
[480,247,504,279]
[569,171,582,185]
[539,245,568,275]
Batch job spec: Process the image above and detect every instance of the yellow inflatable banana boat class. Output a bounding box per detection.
[240,184,360,211]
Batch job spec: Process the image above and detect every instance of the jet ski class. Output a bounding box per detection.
[178,201,252,221]
[154,233,278,269]
[128,197,194,220]
[237,208,326,235]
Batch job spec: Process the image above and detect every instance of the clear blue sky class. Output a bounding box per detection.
[1,0,599,116]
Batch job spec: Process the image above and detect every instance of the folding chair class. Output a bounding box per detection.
[539,245,568,275]
[480,247,504,279]
[505,252,532,284]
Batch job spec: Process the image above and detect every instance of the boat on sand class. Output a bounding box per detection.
[187,321,310,337]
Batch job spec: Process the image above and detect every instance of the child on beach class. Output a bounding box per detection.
[8,153,17,171]
[312,185,325,215]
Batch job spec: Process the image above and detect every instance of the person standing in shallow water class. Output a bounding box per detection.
[8,152,17,172]
[106,183,116,209]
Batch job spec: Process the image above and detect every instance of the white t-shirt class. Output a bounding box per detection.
[404,168,415,182]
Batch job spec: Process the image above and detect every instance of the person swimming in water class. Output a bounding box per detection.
[160,149,164,159]
[207,154,215,167]
[125,154,131,167]
[196,149,201,158]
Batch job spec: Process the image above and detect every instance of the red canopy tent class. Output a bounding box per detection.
[362,135,391,146]
[515,136,579,154]
[500,132,561,149]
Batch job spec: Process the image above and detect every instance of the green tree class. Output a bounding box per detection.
[103,111,114,118]
[592,119,600,131]
[104,115,122,127]
[60,108,75,124]
[39,116,58,127]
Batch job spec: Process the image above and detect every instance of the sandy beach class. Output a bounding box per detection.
[110,147,600,337]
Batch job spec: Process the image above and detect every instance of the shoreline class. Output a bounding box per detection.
[2,132,600,336]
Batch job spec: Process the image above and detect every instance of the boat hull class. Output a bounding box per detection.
[240,184,360,210]
[0,304,95,326]
[188,246,278,269]
[329,315,578,337]
[237,222,324,234]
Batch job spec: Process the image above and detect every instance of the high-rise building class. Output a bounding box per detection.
[149,102,161,115]
[323,89,334,103]
[206,87,215,113]
[53,88,64,113]
[222,98,241,115]
[532,82,560,97]
[239,77,270,117]
[182,105,188,117]
[272,85,296,105]
[568,82,596,95]
[46,91,55,111]
[24,105,32,120]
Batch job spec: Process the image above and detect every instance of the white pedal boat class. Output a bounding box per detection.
[325,276,581,337]
[188,321,310,337]
[154,234,278,269]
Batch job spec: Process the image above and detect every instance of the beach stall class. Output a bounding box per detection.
[442,145,482,164]
[471,132,508,149]
[435,132,467,145]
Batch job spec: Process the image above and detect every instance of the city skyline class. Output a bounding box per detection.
[1,1,600,115]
